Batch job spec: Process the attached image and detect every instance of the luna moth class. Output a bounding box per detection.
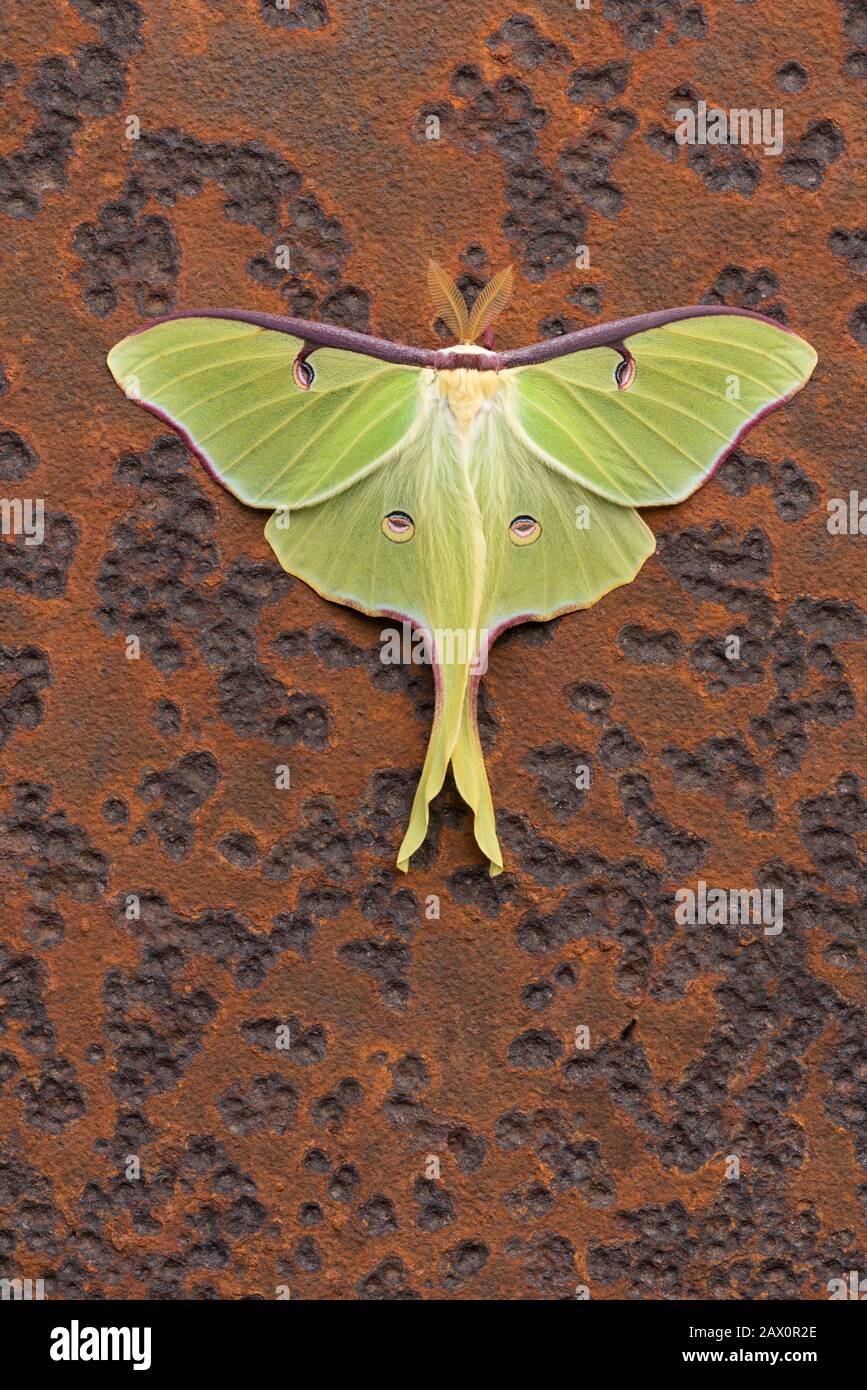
[107,261,817,876]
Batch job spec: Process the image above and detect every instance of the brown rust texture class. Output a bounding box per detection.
[0,0,865,1300]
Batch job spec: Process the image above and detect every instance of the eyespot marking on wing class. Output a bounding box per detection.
[381,510,415,543]
[614,351,635,389]
[509,514,541,546]
[292,354,315,390]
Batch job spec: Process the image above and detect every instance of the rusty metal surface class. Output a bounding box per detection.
[0,0,864,1300]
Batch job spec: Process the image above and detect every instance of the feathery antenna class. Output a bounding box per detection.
[427,260,514,345]
[427,260,470,341]
[467,265,513,344]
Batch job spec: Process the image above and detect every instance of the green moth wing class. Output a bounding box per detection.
[265,401,492,873]
[107,300,817,879]
[443,409,658,876]
[504,314,817,506]
[107,315,421,509]
[468,407,657,632]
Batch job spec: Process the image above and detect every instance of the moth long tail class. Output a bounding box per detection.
[396,658,469,873]
[450,681,503,877]
[396,661,503,877]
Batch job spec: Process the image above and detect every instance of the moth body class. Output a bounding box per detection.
[434,346,500,431]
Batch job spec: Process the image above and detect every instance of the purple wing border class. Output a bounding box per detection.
[128,304,802,371]
[127,307,436,367]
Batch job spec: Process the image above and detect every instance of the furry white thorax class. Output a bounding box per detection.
[434,346,500,428]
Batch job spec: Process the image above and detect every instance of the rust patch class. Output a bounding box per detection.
[0,0,864,1299]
